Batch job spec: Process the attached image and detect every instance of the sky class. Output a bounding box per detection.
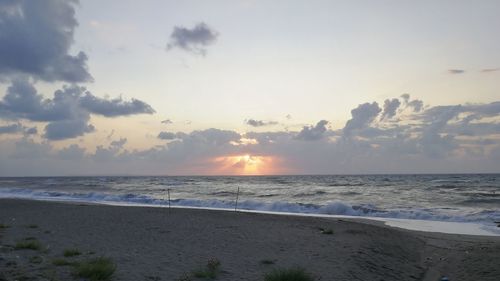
[0,0,500,176]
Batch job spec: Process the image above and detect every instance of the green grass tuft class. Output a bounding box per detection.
[0,223,9,229]
[192,258,221,279]
[73,257,116,281]
[63,248,81,257]
[264,267,314,281]
[15,240,41,251]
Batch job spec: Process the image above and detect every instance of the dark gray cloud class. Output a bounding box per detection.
[245,119,278,127]
[161,119,173,124]
[0,0,92,82]
[166,22,219,56]
[343,102,381,134]
[0,122,37,135]
[79,93,155,117]
[295,120,329,141]
[0,79,155,140]
[448,69,465,74]
[158,131,177,140]
[44,118,95,140]
[381,98,401,120]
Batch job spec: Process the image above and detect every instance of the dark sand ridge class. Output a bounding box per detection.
[1,199,499,281]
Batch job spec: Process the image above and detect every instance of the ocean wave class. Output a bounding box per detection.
[1,187,499,225]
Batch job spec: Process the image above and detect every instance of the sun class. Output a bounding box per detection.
[212,154,279,175]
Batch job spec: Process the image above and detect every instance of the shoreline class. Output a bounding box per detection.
[1,196,499,237]
[1,199,500,281]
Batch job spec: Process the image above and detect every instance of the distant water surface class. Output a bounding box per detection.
[1,174,499,229]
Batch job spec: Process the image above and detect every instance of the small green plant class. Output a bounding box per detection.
[0,223,9,229]
[74,257,116,281]
[52,258,74,266]
[192,258,221,279]
[64,248,81,257]
[15,240,41,250]
[264,267,314,281]
[206,258,220,272]
[29,256,43,264]
[260,259,275,265]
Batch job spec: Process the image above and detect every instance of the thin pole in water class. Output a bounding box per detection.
[167,189,171,212]
[235,186,240,212]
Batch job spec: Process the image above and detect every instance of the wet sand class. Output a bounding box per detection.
[1,199,499,281]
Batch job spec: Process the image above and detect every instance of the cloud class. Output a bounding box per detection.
[0,122,37,135]
[110,138,127,148]
[245,119,278,127]
[57,144,86,160]
[166,22,219,56]
[381,98,401,120]
[0,123,23,134]
[481,68,500,73]
[343,102,381,134]
[24,126,37,135]
[448,69,465,74]
[0,79,155,140]
[158,131,177,140]
[44,118,95,140]
[161,119,173,124]
[0,0,92,82]
[79,93,155,117]
[295,120,329,141]
[9,138,52,160]
[2,96,500,175]
[401,94,424,112]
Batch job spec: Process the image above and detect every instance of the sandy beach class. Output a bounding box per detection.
[1,199,499,281]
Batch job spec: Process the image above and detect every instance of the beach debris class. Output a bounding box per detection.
[318,227,334,235]
[176,273,192,281]
[260,259,276,265]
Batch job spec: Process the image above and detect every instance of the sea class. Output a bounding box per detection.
[1,174,499,235]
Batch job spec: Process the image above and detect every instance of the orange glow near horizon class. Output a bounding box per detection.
[212,154,283,175]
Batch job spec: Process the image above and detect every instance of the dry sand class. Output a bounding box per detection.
[1,199,499,281]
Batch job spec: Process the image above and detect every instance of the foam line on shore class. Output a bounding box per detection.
[2,195,499,237]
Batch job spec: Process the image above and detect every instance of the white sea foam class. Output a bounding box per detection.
[1,186,499,236]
